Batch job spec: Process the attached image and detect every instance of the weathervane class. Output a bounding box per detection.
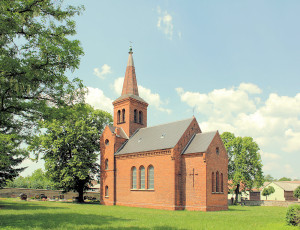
[129,41,133,52]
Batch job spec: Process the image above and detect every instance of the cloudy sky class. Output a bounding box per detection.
[21,0,300,180]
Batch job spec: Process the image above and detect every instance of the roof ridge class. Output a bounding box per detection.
[139,117,194,130]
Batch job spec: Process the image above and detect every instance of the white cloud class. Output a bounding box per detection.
[113,77,171,114]
[176,83,300,156]
[85,87,113,113]
[260,151,281,160]
[284,129,300,152]
[157,6,174,40]
[93,64,112,79]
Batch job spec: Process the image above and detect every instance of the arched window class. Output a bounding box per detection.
[216,147,219,155]
[216,171,219,192]
[117,110,121,124]
[139,166,145,189]
[105,159,108,170]
[212,172,215,193]
[105,139,109,145]
[134,109,137,123]
[148,165,154,189]
[122,109,125,123]
[221,173,223,192]
[139,111,143,124]
[105,186,108,197]
[131,167,137,189]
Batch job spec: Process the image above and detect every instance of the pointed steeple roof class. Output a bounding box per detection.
[113,47,147,104]
[121,47,139,96]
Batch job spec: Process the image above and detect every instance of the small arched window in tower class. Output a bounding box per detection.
[139,111,143,124]
[117,110,121,124]
[105,186,109,197]
[148,165,154,189]
[216,171,219,192]
[134,109,137,123]
[105,139,109,145]
[139,166,145,189]
[216,147,220,155]
[105,159,108,170]
[221,173,224,193]
[212,172,215,193]
[122,109,125,123]
[131,167,137,189]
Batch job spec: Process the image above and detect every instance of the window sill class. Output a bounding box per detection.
[105,196,109,198]
[131,189,155,191]
[117,122,126,124]
[212,192,224,194]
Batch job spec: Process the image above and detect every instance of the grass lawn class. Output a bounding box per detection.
[0,198,296,230]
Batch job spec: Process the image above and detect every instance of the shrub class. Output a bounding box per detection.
[294,186,300,199]
[286,204,300,226]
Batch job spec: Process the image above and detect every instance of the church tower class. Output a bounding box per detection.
[112,47,148,137]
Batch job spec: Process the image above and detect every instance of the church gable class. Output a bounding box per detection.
[116,117,195,155]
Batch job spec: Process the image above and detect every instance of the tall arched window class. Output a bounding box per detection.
[105,159,108,170]
[148,165,154,189]
[117,110,121,124]
[221,173,223,192]
[105,186,108,197]
[139,111,143,124]
[139,166,145,189]
[122,109,125,123]
[216,171,219,192]
[212,172,215,192]
[134,109,137,123]
[131,167,137,189]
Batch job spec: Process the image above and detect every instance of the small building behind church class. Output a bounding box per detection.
[100,48,228,211]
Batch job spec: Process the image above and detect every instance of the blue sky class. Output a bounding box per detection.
[21,0,300,180]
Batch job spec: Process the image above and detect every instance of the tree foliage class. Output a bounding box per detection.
[0,0,84,187]
[294,186,300,199]
[6,168,55,189]
[221,132,264,203]
[264,174,275,182]
[278,177,292,181]
[262,186,275,200]
[29,104,112,202]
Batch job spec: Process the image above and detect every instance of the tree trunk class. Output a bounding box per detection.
[235,183,240,204]
[77,183,85,203]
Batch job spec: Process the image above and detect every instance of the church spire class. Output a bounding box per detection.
[121,46,139,96]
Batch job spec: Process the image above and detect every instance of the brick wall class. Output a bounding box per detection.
[115,150,176,210]
[0,188,99,200]
[205,132,228,211]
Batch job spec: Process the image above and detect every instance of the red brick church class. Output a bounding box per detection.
[100,48,228,211]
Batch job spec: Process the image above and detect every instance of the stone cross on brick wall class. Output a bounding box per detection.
[189,168,198,187]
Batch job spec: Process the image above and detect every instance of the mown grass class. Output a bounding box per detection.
[0,198,295,230]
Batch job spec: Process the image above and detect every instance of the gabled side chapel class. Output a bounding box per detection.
[100,48,228,211]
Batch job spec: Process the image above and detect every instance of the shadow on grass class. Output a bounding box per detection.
[0,201,68,210]
[0,212,129,229]
[227,207,248,212]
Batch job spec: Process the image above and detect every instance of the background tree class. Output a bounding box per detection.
[29,104,112,202]
[6,168,55,189]
[278,177,292,181]
[0,0,85,187]
[221,132,264,203]
[262,186,275,200]
[264,174,275,182]
[294,186,300,199]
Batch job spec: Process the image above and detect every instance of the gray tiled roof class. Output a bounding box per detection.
[115,117,194,155]
[274,181,300,191]
[182,131,217,154]
[108,126,128,139]
[114,94,147,104]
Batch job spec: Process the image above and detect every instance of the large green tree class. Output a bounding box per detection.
[29,104,112,202]
[221,132,264,203]
[0,0,84,187]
